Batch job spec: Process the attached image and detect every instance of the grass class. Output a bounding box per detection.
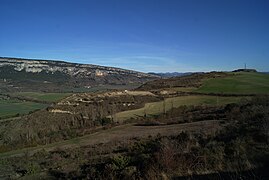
[196,72,269,94]
[0,92,70,119]
[114,95,244,122]
[9,92,71,102]
[0,99,47,119]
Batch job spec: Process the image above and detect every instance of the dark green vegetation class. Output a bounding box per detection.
[0,70,268,179]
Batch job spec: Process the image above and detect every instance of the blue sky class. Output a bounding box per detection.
[0,0,268,72]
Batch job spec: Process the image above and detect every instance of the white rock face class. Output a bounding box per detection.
[49,109,74,114]
[14,62,47,73]
[1,59,51,73]
[0,57,159,78]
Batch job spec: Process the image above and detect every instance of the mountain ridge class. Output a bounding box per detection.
[0,57,159,92]
[0,57,158,76]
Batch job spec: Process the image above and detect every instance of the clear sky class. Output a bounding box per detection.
[0,0,268,72]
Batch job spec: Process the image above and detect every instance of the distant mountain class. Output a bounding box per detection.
[148,72,194,78]
[0,57,159,92]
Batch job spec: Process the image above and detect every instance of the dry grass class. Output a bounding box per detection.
[0,120,221,158]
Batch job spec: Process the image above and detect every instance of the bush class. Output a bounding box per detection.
[26,162,41,175]
[111,155,131,171]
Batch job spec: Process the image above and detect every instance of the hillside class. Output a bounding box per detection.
[138,71,269,95]
[137,72,229,91]
[0,57,159,93]
[1,96,268,179]
[0,70,268,179]
[1,71,267,150]
[196,72,269,94]
[0,90,162,149]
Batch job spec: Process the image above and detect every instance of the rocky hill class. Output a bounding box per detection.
[0,57,159,92]
[0,90,161,149]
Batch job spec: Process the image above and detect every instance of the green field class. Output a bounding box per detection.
[0,92,71,119]
[0,99,47,119]
[114,95,244,122]
[9,92,71,102]
[196,72,269,94]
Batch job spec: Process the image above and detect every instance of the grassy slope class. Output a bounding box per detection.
[114,95,243,122]
[196,72,269,94]
[0,99,47,118]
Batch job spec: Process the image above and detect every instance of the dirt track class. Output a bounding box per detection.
[0,120,221,158]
